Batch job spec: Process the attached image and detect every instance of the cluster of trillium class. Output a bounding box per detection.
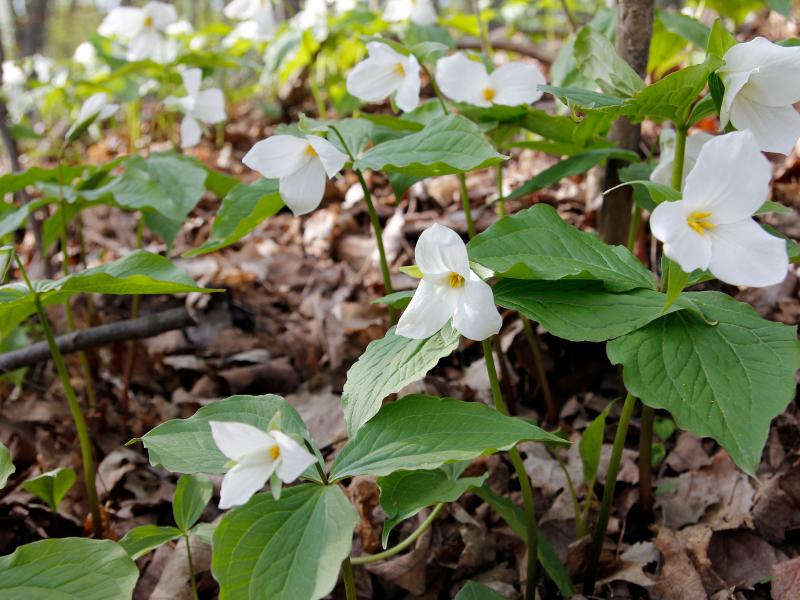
[66,30,800,509]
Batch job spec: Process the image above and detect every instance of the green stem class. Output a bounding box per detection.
[626,205,642,254]
[121,216,145,410]
[471,0,492,58]
[460,173,476,239]
[548,446,584,537]
[419,64,450,116]
[583,392,636,594]
[496,164,506,217]
[341,557,357,600]
[15,254,103,538]
[521,317,556,423]
[481,339,538,599]
[670,126,688,191]
[184,533,199,600]
[350,503,444,565]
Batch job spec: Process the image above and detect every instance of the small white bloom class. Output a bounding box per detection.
[166,20,194,36]
[347,42,421,112]
[650,130,788,288]
[383,0,437,25]
[209,421,316,509]
[397,224,502,341]
[166,69,226,148]
[650,130,714,187]
[66,92,119,140]
[292,0,329,39]
[223,0,275,43]
[98,1,178,62]
[718,37,800,155]
[436,52,546,108]
[243,134,348,215]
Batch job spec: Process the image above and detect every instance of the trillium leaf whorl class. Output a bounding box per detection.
[347,42,421,113]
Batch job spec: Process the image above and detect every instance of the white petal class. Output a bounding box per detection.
[192,89,226,124]
[279,159,327,215]
[126,30,161,61]
[394,54,421,113]
[730,96,800,155]
[453,274,502,341]
[682,130,771,221]
[346,58,404,104]
[396,278,457,339]
[723,38,800,107]
[218,459,274,509]
[98,7,145,38]
[366,41,405,66]
[143,1,178,30]
[78,92,108,122]
[650,199,712,273]
[181,68,202,99]
[209,421,276,460]
[410,0,437,25]
[414,223,470,277]
[307,135,348,177]
[242,135,311,179]
[98,104,119,120]
[650,131,713,187]
[708,220,789,287]
[180,115,203,148]
[383,0,411,22]
[271,431,316,482]
[435,53,489,106]
[490,62,546,106]
[224,0,259,20]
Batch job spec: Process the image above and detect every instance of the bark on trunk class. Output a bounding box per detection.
[19,0,50,57]
[599,0,654,246]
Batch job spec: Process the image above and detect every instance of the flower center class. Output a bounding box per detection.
[686,211,715,235]
[144,15,154,28]
[269,445,281,460]
[448,272,465,288]
[393,62,406,77]
[483,87,496,102]
[305,144,318,157]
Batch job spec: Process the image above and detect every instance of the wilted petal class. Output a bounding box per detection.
[279,158,328,215]
[271,431,316,482]
[453,274,502,341]
[180,115,203,148]
[77,92,108,123]
[650,199,713,273]
[98,7,145,38]
[209,421,276,460]
[723,37,800,107]
[730,96,800,155]
[181,68,202,99]
[396,278,456,339]
[490,62,546,106]
[708,219,789,287]
[414,223,470,277]
[307,135,348,177]
[436,52,489,106]
[219,458,274,509]
[394,55,421,112]
[243,135,311,179]
[192,89,226,124]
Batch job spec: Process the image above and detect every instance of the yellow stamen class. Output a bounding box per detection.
[393,62,406,77]
[448,272,465,288]
[483,87,496,102]
[144,15,154,28]
[687,210,715,235]
[269,445,281,460]
[305,144,317,157]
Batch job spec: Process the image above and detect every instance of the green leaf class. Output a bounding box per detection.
[767,0,791,16]
[371,290,414,309]
[212,485,358,600]
[539,85,626,109]
[119,525,182,560]
[579,404,612,484]
[190,522,217,545]
[707,19,737,59]
[0,198,51,239]
[354,115,504,176]
[612,179,681,206]
[689,94,718,126]
[330,395,566,481]
[173,474,213,532]
[663,257,689,311]
[0,166,85,196]
[22,467,76,512]
[506,148,639,202]
[0,251,216,337]
[378,469,487,546]
[341,324,460,436]
[455,581,506,600]
[0,442,14,489]
[573,27,645,97]
[607,291,800,475]
[658,11,711,49]
[184,179,283,257]
[756,201,792,215]
[0,538,138,599]
[140,394,315,475]
[468,204,656,292]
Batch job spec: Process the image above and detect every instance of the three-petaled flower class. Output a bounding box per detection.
[347,42,421,113]
[397,223,503,341]
[650,130,789,287]
[166,69,226,148]
[99,1,178,62]
[210,421,316,509]
[383,0,437,26]
[66,93,119,141]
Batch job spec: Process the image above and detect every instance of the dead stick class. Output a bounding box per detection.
[457,37,553,64]
[0,307,195,372]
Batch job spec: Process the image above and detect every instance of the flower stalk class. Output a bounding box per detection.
[351,503,444,565]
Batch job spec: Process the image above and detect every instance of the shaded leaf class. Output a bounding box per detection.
[119,525,182,560]
[22,467,76,512]
[173,474,213,532]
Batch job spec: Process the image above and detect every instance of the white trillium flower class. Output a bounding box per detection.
[718,37,800,155]
[166,69,226,148]
[347,42,421,113]
[293,0,329,39]
[650,130,788,288]
[650,130,714,187]
[243,134,348,215]
[66,92,119,140]
[209,421,316,509]
[397,224,503,341]
[436,52,546,108]
[223,0,276,43]
[383,0,437,26]
[98,1,178,62]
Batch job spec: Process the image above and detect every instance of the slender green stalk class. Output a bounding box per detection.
[521,317,556,423]
[460,174,476,239]
[496,164,506,217]
[548,446,584,537]
[638,405,655,522]
[419,64,449,115]
[184,533,199,600]
[671,126,688,192]
[482,339,538,599]
[471,0,492,58]
[626,205,642,254]
[120,215,145,409]
[583,393,637,594]
[341,557,357,600]
[351,503,444,565]
[15,254,103,538]
[558,0,579,32]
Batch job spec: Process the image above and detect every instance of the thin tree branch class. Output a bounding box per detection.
[457,36,554,64]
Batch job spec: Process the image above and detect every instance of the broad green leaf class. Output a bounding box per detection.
[607,291,800,475]
[0,538,138,599]
[0,442,14,489]
[173,474,213,532]
[371,290,414,309]
[0,250,215,337]
[354,115,504,176]
[212,485,358,600]
[190,522,216,545]
[330,395,566,481]
[202,166,240,198]
[493,280,692,343]
[506,148,639,202]
[22,467,76,512]
[756,201,792,215]
[341,324,460,436]
[767,0,791,16]
[613,179,681,207]
[658,10,711,49]
[119,525,182,560]
[378,469,487,546]
[322,119,374,158]
[706,0,763,25]
[663,257,690,311]
[468,204,656,292]
[0,198,51,239]
[471,486,574,597]
[579,404,612,484]
[184,179,283,257]
[689,94,718,125]
[573,27,645,97]
[0,166,85,196]
[140,394,315,474]
[707,19,737,59]
[539,85,626,109]
[455,581,506,600]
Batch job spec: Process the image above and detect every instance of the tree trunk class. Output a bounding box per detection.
[598,0,654,246]
[18,0,50,57]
